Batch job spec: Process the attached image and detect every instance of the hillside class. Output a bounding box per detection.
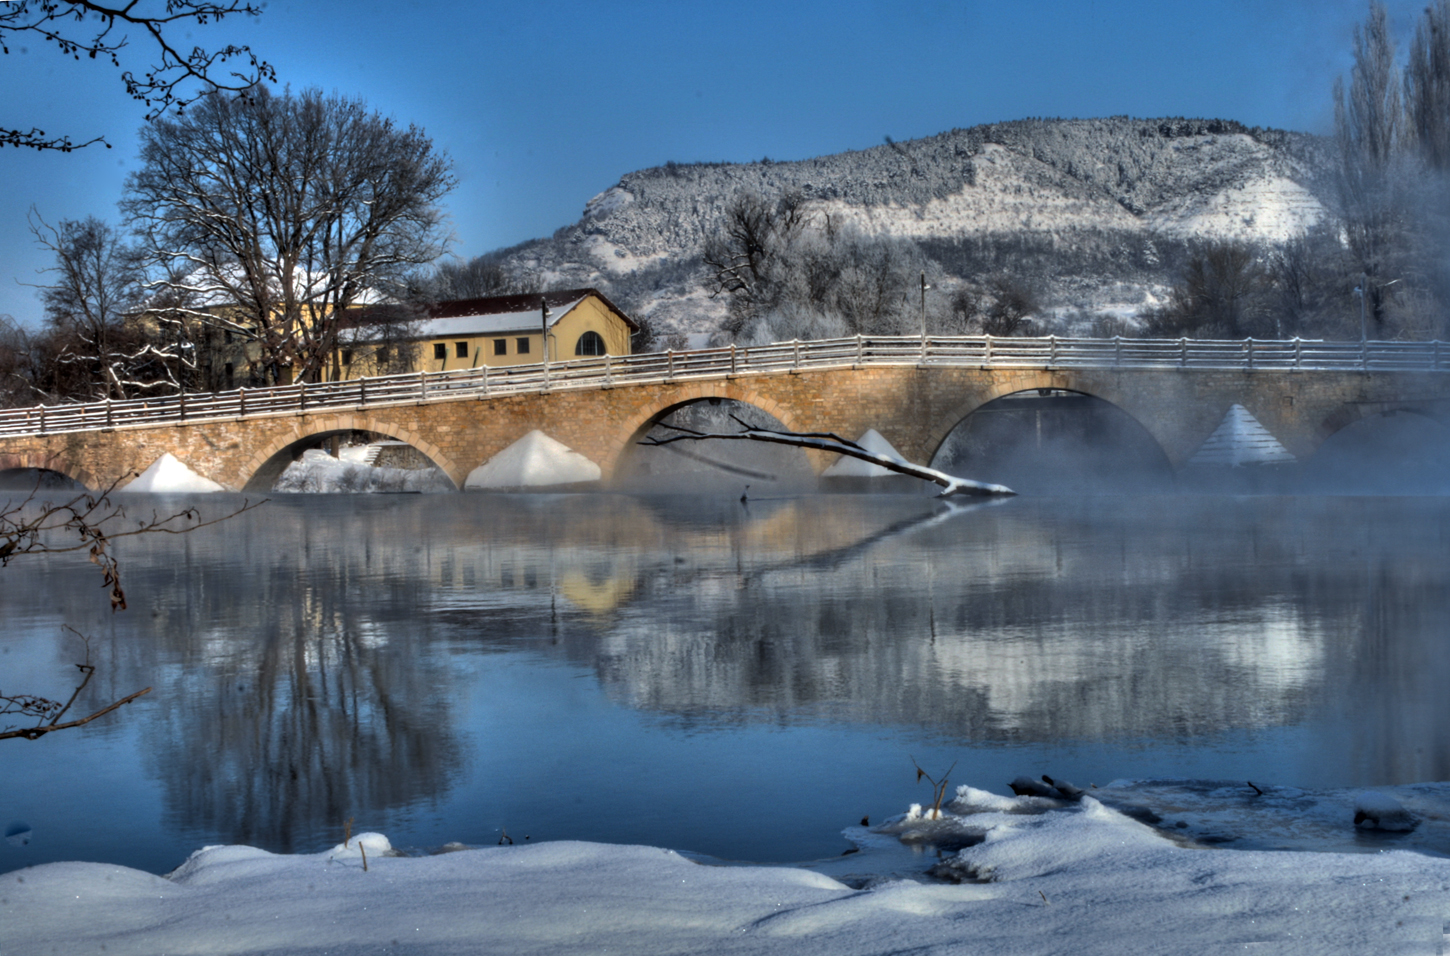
[490,117,1333,341]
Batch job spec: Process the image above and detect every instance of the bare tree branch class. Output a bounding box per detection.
[1,472,264,609]
[0,478,261,741]
[0,627,151,740]
[640,414,1016,498]
[0,0,273,152]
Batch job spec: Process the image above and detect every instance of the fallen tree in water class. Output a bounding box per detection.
[639,415,1016,498]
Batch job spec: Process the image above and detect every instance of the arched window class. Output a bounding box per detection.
[575,331,607,356]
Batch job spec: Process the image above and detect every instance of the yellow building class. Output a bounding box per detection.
[334,289,638,378]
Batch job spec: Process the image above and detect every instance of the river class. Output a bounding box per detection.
[2,491,1447,874]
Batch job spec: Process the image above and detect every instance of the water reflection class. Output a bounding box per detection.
[3,493,1449,870]
[87,502,464,851]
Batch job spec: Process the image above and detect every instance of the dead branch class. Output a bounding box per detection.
[910,756,958,819]
[1,473,264,610]
[0,628,151,741]
[639,414,1015,498]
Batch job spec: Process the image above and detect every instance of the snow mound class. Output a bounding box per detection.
[9,807,1447,956]
[822,429,907,478]
[465,430,601,489]
[1187,404,1295,466]
[119,453,225,493]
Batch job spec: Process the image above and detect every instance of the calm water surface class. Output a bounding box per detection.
[2,492,1448,874]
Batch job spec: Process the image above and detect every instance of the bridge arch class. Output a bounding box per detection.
[240,414,462,492]
[924,372,1172,467]
[1302,406,1450,493]
[608,382,815,485]
[605,381,810,481]
[927,382,1175,492]
[0,453,95,491]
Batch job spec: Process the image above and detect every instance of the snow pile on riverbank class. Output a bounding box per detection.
[5,782,1447,955]
[274,448,452,493]
[465,430,601,489]
[119,453,225,493]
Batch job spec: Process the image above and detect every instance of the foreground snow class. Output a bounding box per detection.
[5,782,1447,955]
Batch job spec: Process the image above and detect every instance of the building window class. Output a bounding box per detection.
[493,338,507,356]
[341,349,353,366]
[455,341,468,358]
[433,343,447,360]
[224,362,234,390]
[377,346,391,366]
[575,331,607,356]
[516,337,530,354]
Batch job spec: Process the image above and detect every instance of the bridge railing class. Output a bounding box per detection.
[1,334,1445,439]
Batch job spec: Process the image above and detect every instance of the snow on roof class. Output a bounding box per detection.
[464,430,601,489]
[1187,404,1296,466]
[118,453,225,493]
[414,295,588,339]
[422,288,639,337]
[822,429,908,478]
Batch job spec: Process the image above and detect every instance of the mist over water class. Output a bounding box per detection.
[3,490,1448,874]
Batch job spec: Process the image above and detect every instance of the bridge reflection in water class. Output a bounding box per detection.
[2,492,1447,870]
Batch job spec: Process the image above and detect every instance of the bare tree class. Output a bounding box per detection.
[980,275,1039,336]
[1335,2,1406,334]
[423,257,525,302]
[1143,240,1273,338]
[124,87,457,385]
[28,209,189,399]
[704,191,933,343]
[704,191,813,336]
[1405,1,1450,172]
[0,1,272,152]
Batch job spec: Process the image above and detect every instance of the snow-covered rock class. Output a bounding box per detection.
[119,453,225,493]
[1354,790,1417,831]
[464,431,602,489]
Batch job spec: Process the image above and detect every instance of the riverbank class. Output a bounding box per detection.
[5,784,1447,955]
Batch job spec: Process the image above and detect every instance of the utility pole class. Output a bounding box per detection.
[541,295,552,384]
[920,271,928,338]
[1355,274,1367,343]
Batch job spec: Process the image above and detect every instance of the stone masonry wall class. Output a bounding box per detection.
[0,367,1447,491]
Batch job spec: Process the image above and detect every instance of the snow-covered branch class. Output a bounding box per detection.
[640,415,1016,498]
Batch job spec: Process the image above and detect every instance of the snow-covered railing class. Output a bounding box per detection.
[1,334,1446,438]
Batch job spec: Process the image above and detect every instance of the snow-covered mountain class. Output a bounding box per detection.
[492,117,1333,340]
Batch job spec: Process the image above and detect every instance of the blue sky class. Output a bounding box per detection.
[0,0,1423,324]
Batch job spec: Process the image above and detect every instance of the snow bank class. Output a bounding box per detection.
[6,783,1448,955]
[464,430,601,489]
[119,453,226,493]
[821,429,906,479]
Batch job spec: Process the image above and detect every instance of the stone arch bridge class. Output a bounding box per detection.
[0,337,1447,491]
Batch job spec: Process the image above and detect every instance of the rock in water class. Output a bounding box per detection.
[1353,791,1416,831]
